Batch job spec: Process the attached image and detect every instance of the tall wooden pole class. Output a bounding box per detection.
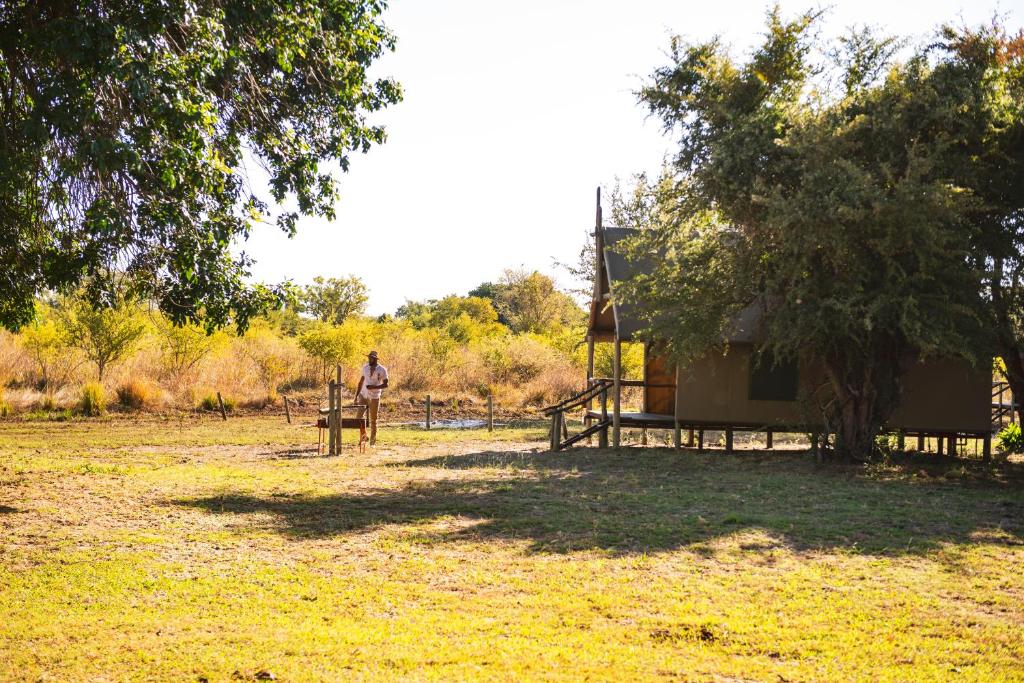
[426,395,431,430]
[599,386,609,448]
[487,394,494,432]
[612,336,621,448]
[327,380,336,455]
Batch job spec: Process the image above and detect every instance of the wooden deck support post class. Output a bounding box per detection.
[673,421,682,451]
[917,434,925,452]
[283,395,291,424]
[725,428,734,453]
[687,429,695,448]
[487,394,494,432]
[697,430,704,450]
[765,429,773,450]
[612,337,621,448]
[897,430,905,452]
[983,434,992,462]
[425,395,431,430]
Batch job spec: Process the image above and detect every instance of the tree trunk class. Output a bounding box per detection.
[823,345,904,462]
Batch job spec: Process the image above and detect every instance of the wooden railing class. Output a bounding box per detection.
[993,381,1018,431]
[543,379,613,451]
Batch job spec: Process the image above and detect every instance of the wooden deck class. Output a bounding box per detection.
[585,410,675,428]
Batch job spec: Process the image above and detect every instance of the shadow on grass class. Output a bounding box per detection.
[0,505,20,514]
[173,448,1024,556]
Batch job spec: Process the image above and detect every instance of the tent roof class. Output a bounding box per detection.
[588,226,763,344]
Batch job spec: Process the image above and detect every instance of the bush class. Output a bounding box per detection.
[116,379,151,410]
[198,393,234,413]
[997,423,1023,455]
[0,393,11,417]
[37,394,57,411]
[78,382,106,416]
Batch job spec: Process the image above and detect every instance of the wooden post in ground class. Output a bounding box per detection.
[487,394,493,432]
[697,430,704,450]
[983,434,992,462]
[334,365,343,455]
[766,429,773,450]
[687,429,695,448]
[426,395,431,430]
[585,336,595,443]
[599,385,609,448]
[216,392,227,421]
[612,337,621,448]
[725,428,734,453]
[917,434,925,452]
[897,430,905,452]
[283,395,291,424]
[673,421,681,451]
[327,380,336,455]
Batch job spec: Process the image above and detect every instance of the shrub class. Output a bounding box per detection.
[37,394,57,411]
[997,423,1023,455]
[198,393,234,413]
[116,380,151,410]
[0,393,11,417]
[78,382,106,416]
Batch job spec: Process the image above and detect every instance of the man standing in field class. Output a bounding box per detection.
[356,350,388,447]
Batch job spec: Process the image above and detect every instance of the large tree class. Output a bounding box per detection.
[299,275,368,325]
[625,9,1023,460]
[928,24,1024,423]
[0,0,400,330]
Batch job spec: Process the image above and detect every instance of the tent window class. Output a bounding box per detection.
[749,353,798,402]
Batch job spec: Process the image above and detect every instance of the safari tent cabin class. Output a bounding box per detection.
[577,219,993,454]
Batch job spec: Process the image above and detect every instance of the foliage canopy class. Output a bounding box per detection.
[0,0,400,330]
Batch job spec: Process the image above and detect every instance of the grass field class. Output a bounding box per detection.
[1,415,1023,682]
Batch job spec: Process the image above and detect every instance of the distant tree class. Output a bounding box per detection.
[56,295,148,381]
[151,316,227,384]
[19,312,79,390]
[628,9,1006,460]
[395,300,435,328]
[495,270,585,335]
[297,324,357,381]
[0,1,401,331]
[300,276,369,325]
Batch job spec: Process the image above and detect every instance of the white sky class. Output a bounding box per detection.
[242,0,1020,316]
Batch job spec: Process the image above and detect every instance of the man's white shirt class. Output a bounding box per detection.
[360,363,388,399]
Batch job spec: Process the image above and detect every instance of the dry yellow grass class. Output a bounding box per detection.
[1,416,1022,681]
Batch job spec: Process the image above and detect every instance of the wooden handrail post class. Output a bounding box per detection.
[765,429,773,450]
[612,337,621,448]
[599,385,608,448]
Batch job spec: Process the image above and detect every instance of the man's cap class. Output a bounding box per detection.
[367,351,379,359]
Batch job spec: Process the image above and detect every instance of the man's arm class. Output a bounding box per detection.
[356,375,365,395]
